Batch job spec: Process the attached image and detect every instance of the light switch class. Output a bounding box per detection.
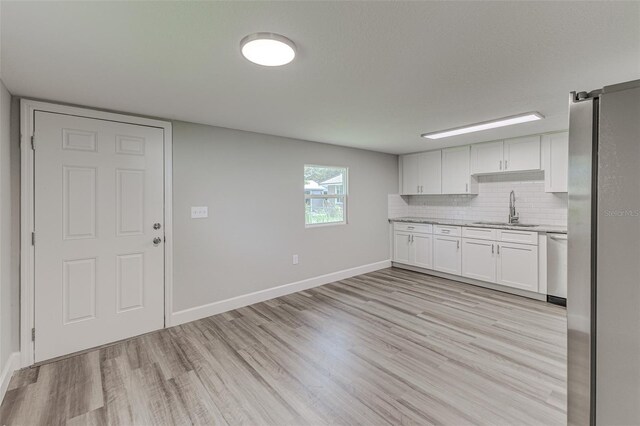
[191,206,208,219]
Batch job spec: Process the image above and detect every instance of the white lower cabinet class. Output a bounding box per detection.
[412,234,434,269]
[434,236,461,275]
[394,231,411,264]
[462,239,496,282]
[393,231,433,269]
[497,242,539,292]
[394,223,541,295]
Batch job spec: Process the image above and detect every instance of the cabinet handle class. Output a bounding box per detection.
[497,244,500,254]
[499,160,502,170]
[492,243,494,254]
[505,160,508,170]
[407,226,414,230]
[408,235,411,243]
[441,229,450,233]
[457,240,460,249]
[411,235,414,243]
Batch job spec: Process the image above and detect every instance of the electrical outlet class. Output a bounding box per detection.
[292,255,299,265]
[191,206,208,219]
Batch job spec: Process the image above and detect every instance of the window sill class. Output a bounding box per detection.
[305,221,347,229]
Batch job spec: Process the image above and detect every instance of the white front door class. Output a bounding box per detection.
[34,111,165,362]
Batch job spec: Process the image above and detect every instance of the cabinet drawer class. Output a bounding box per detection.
[394,222,432,234]
[462,227,497,241]
[498,229,538,245]
[434,225,461,237]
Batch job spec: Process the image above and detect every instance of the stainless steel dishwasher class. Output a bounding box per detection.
[547,232,567,306]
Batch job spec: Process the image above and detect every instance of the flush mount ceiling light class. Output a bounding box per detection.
[240,32,296,66]
[421,112,544,139]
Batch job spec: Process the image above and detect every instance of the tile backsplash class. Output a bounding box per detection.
[388,171,567,226]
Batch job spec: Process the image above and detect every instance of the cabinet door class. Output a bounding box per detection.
[462,239,497,282]
[442,146,472,194]
[412,234,433,269]
[542,132,569,193]
[504,135,541,172]
[418,151,442,194]
[394,232,411,264]
[434,236,462,275]
[497,242,539,291]
[401,154,420,195]
[471,141,503,174]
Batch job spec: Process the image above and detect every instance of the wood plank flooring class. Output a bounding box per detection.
[0,268,567,425]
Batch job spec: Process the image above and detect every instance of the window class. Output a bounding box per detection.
[304,165,348,226]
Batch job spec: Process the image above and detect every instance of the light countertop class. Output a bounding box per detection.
[389,217,567,234]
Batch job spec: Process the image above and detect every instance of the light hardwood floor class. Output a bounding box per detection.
[0,268,567,425]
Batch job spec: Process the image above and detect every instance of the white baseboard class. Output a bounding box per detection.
[0,352,20,404]
[171,260,391,326]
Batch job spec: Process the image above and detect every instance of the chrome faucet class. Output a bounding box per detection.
[509,190,519,224]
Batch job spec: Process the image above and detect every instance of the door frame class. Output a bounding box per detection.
[20,99,173,367]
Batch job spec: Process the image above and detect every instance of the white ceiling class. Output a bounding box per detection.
[1,1,639,154]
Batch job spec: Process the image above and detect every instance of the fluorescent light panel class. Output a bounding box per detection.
[421,112,544,139]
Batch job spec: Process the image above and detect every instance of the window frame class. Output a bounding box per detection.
[304,165,348,228]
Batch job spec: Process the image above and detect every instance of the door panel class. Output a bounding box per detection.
[62,257,97,324]
[434,236,461,275]
[34,111,165,362]
[63,166,97,239]
[497,242,538,291]
[442,146,471,194]
[394,232,411,264]
[418,151,442,194]
[504,135,541,172]
[401,154,420,195]
[543,132,569,193]
[462,239,496,282]
[412,234,433,269]
[471,141,503,174]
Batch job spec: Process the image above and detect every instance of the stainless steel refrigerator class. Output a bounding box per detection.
[568,79,640,426]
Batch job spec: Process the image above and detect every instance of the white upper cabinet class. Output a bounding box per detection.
[400,151,442,195]
[542,132,569,193]
[470,135,541,175]
[401,153,420,195]
[503,135,541,172]
[442,146,476,194]
[400,132,550,196]
[471,141,504,174]
[418,150,442,194]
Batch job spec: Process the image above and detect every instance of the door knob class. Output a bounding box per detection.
[153,237,163,246]
[153,223,161,230]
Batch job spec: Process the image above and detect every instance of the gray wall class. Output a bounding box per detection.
[172,122,398,312]
[0,80,19,369]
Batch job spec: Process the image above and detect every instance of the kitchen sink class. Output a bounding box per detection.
[473,221,538,228]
